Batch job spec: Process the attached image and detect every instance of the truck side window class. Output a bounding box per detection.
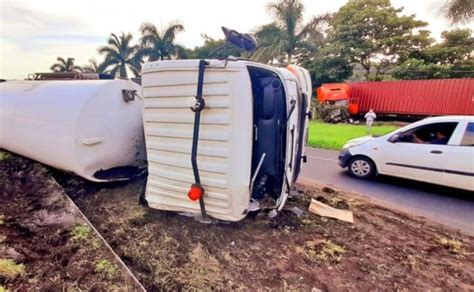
[460,123,474,146]
[399,122,458,145]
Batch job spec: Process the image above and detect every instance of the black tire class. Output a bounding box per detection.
[348,156,375,179]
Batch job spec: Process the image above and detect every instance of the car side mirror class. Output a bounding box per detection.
[389,134,400,143]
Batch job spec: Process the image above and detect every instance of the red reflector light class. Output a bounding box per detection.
[188,184,204,201]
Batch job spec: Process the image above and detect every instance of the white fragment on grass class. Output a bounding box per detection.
[289,206,305,217]
[308,199,354,223]
[268,209,278,218]
[178,212,196,217]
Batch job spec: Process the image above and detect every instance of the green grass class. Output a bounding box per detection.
[0,151,12,161]
[71,224,91,241]
[308,121,398,150]
[95,259,117,278]
[0,259,25,279]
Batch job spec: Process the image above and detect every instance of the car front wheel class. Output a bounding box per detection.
[348,157,375,179]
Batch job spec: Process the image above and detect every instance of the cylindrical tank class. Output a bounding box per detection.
[0,80,146,182]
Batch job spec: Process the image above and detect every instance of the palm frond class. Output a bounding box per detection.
[56,57,67,66]
[97,46,121,60]
[162,22,185,41]
[50,57,79,72]
[108,33,121,50]
[267,0,304,34]
[108,65,120,78]
[442,0,474,24]
[297,14,329,43]
[140,22,160,45]
[101,57,118,71]
[71,65,83,72]
[50,63,64,72]
[255,23,286,45]
[174,45,188,59]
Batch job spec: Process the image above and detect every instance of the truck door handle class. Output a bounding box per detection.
[430,150,443,154]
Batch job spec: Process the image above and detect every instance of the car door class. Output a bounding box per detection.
[442,121,474,191]
[378,122,459,185]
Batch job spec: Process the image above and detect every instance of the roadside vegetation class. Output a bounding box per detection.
[41,0,472,84]
[307,121,398,150]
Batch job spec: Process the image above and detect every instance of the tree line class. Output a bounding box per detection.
[49,0,473,88]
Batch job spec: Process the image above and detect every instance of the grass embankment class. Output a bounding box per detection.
[308,121,398,150]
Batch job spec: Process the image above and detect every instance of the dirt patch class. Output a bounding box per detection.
[56,170,474,291]
[2,151,473,291]
[0,152,142,291]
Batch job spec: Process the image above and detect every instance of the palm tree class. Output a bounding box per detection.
[253,0,327,64]
[442,0,473,24]
[82,58,108,74]
[139,22,187,61]
[98,32,142,78]
[50,57,82,72]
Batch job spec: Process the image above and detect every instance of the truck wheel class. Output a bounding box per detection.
[348,157,375,179]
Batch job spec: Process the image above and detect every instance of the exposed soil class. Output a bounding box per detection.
[2,151,473,291]
[0,153,142,291]
[57,169,474,291]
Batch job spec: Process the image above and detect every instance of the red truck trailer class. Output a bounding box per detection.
[317,78,474,121]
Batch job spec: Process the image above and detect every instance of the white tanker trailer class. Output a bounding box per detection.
[0,79,146,181]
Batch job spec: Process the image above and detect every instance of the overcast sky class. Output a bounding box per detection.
[0,0,472,79]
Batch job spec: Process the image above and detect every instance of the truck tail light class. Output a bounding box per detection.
[188,184,204,201]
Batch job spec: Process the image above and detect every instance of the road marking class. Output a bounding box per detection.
[306,155,338,162]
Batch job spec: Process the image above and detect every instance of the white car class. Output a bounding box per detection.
[338,116,474,191]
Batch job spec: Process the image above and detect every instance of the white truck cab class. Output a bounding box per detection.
[141,59,311,221]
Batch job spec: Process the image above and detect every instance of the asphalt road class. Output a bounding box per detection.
[300,147,474,235]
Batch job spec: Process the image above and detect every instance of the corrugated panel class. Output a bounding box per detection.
[141,60,253,221]
[350,78,474,116]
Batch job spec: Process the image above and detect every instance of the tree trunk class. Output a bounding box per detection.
[361,58,371,81]
[119,65,127,78]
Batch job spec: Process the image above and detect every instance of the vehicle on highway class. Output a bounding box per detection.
[317,79,474,122]
[338,116,474,191]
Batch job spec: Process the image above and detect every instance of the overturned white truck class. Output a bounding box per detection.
[140,59,312,221]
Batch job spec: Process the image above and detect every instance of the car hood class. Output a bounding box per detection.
[348,135,374,144]
[343,135,375,148]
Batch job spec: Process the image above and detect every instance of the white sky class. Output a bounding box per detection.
[0,0,472,79]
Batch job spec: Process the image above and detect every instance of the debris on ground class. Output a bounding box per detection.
[308,198,354,223]
[322,186,336,193]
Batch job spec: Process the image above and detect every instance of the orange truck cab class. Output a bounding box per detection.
[316,83,359,116]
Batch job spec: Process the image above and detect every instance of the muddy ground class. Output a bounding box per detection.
[56,169,474,290]
[2,152,473,291]
[0,153,142,291]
